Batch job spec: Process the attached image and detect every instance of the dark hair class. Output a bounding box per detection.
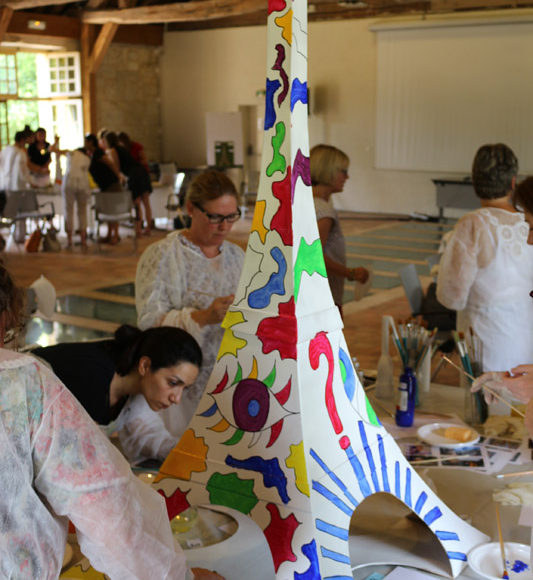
[118,132,131,149]
[85,133,98,148]
[103,131,119,149]
[472,143,518,199]
[36,127,46,134]
[185,170,239,205]
[14,131,26,144]
[112,324,202,376]
[0,262,25,332]
[513,176,533,215]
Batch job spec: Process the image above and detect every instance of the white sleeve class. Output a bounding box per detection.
[436,214,486,311]
[117,395,178,463]
[32,364,190,580]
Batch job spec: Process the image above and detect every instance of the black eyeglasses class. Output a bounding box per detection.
[192,201,241,224]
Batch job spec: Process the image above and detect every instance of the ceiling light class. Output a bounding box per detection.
[27,20,47,31]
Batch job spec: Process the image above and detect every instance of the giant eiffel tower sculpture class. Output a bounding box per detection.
[155,1,488,577]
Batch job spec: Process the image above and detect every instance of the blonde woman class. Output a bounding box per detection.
[310,144,369,315]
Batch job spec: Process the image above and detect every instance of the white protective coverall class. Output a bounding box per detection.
[0,348,192,580]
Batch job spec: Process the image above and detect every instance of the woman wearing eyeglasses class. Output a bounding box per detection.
[133,170,244,452]
[310,144,369,316]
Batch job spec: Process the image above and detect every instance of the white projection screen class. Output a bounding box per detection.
[374,19,533,173]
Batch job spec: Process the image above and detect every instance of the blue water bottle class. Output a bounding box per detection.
[395,366,416,427]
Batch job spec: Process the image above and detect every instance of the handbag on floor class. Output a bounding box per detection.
[24,227,42,252]
[42,225,61,253]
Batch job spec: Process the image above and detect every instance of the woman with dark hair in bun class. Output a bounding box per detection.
[31,324,202,462]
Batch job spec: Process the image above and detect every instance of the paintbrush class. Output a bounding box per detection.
[497,470,533,479]
[440,355,525,418]
[495,503,510,580]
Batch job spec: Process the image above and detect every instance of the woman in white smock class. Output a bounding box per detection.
[133,170,244,449]
[437,143,533,373]
[0,263,224,580]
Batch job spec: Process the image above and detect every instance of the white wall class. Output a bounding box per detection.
[160,16,500,217]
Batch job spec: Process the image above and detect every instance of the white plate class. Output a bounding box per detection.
[417,422,479,449]
[468,542,533,580]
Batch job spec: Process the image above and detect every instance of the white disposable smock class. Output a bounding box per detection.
[437,207,533,371]
[0,145,30,192]
[132,231,244,445]
[0,349,191,580]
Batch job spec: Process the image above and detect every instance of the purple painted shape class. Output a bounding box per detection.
[273,44,289,106]
[291,149,311,201]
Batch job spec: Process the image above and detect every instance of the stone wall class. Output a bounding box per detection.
[95,43,162,163]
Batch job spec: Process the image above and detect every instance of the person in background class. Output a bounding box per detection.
[133,170,244,450]
[310,144,369,316]
[0,262,224,580]
[471,176,533,432]
[437,144,533,378]
[27,127,51,186]
[61,146,91,249]
[31,324,202,464]
[84,133,122,244]
[101,130,153,237]
[118,131,154,235]
[0,130,32,244]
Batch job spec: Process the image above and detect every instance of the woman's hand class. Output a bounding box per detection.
[471,366,533,404]
[347,267,369,284]
[192,295,234,327]
[191,567,226,579]
[501,365,533,403]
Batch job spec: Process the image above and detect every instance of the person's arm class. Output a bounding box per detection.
[317,217,368,283]
[117,394,178,463]
[31,361,192,579]
[135,237,222,342]
[104,147,126,184]
[436,214,486,311]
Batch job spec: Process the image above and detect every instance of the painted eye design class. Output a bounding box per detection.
[200,359,293,447]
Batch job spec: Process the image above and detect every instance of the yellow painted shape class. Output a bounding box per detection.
[251,199,268,243]
[221,309,245,330]
[217,327,247,360]
[210,417,230,432]
[249,357,258,379]
[275,9,292,45]
[285,440,309,496]
[60,560,106,579]
[157,428,208,480]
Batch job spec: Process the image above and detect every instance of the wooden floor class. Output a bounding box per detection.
[3,210,460,386]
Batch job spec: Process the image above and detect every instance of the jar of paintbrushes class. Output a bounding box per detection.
[455,330,488,426]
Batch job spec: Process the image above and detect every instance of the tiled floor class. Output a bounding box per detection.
[4,210,461,386]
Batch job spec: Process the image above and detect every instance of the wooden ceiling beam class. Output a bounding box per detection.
[0,6,13,42]
[90,21,118,72]
[0,0,76,9]
[83,0,268,25]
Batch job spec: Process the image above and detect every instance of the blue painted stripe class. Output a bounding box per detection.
[290,78,308,111]
[395,461,401,498]
[447,551,467,561]
[344,442,372,497]
[320,547,351,564]
[358,421,380,492]
[199,402,217,417]
[436,531,460,541]
[310,448,359,508]
[378,435,390,493]
[405,468,412,507]
[414,491,428,514]
[339,348,355,402]
[312,480,353,516]
[424,506,443,525]
[315,519,349,541]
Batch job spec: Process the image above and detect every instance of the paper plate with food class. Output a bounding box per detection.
[417,422,480,449]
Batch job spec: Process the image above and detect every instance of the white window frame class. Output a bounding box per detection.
[37,52,81,98]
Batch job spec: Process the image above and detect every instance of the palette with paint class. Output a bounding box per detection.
[468,542,532,579]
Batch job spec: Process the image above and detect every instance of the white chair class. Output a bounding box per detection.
[93,190,137,253]
[1,189,55,245]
